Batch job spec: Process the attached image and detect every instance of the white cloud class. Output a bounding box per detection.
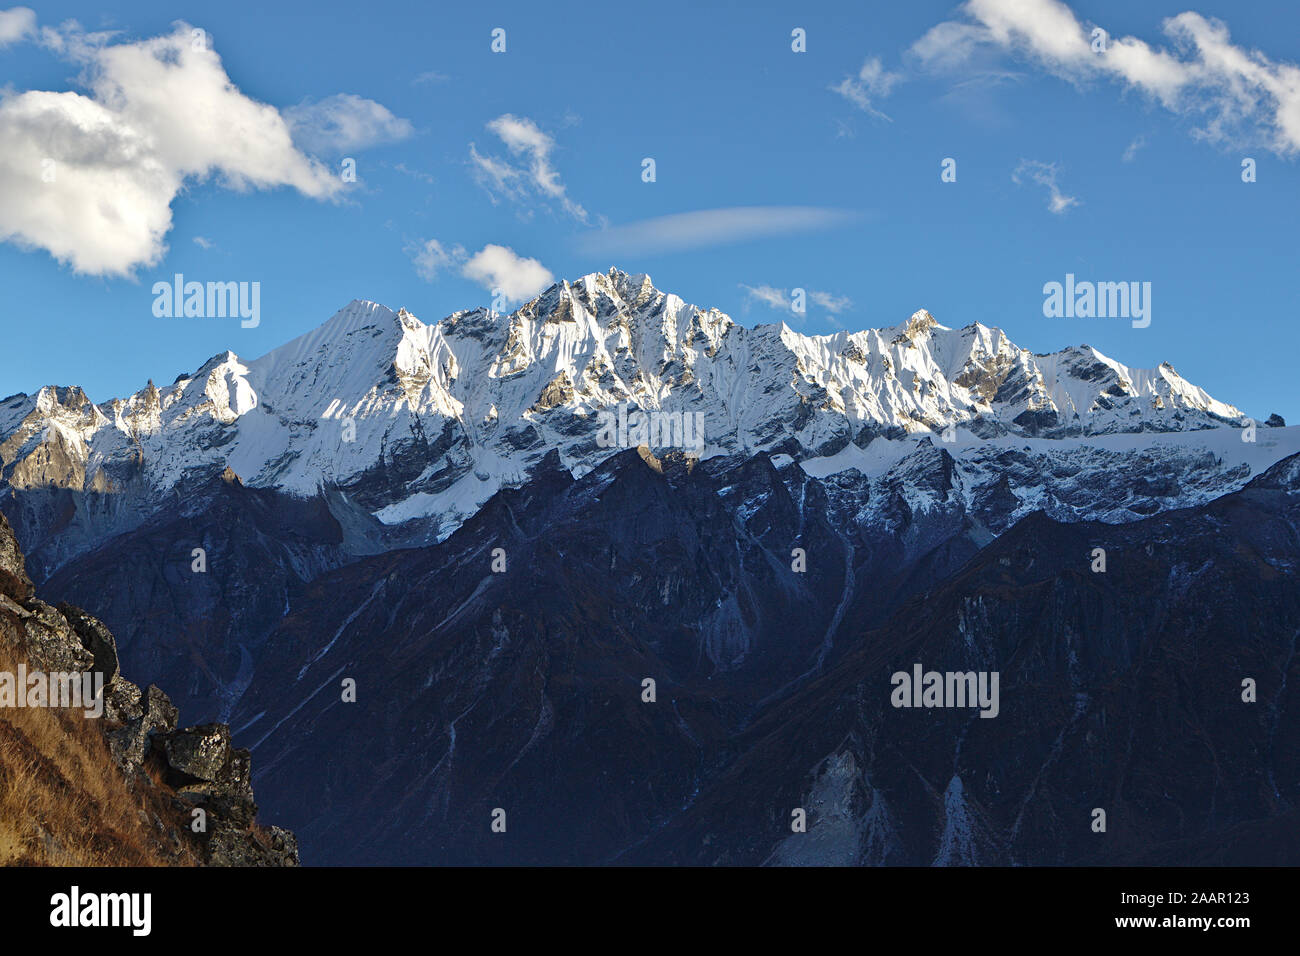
[811,290,853,314]
[412,70,448,85]
[580,206,856,257]
[1012,160,1080,214]
[284,93,413,155]
[911,0,1300,155]
[830,56,902,120]
[193,236,213,250]
[409,237,554,304]
[468,144,524,202]
[0,21,371,276]
[741,285,853,316]
[1122,135,1146,161]
[406,238,465,282]
[910,21,994,73]
[469,114,588,222]
[740,284,791,311]
[0,6,34,47]
[461,244,553,303]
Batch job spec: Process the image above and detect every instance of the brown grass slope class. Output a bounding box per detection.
[0,637,198,866]
[0,510,297,866]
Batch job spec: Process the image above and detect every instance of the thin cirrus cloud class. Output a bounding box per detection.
[830,56,903,120]
[811,290,853,314]
[910,0,1300,156]
[469,113,589,223]
[284,93,414,155]
[406,238,463,282]
[412,70,449,85]
[407,238,553,305]
[0,15,408,277]
[740,284,853,316]
[739,284,790,311]
[580,206,858,257]
[1012,160,1080,214]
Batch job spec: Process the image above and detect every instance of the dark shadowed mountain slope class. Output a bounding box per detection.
[34,471,372,726]
[625,455,1300,865]
[230,448,854,864]
[212,447,1300,865]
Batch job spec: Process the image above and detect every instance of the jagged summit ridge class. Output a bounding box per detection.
[0,268,1274,548]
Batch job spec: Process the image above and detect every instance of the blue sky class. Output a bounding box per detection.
[1,0,1297,420]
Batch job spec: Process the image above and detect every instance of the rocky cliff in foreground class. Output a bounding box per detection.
[0,511,296,866]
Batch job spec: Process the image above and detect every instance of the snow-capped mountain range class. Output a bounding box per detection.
[9,269,1300,870]
[1,268,1295,567]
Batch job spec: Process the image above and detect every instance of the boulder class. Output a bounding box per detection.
[57,603,121,681]
[160,723,233,784]
[14,600,94,673]
[206,824,300,867]
[158,724,259,836]
[107,684,179,774]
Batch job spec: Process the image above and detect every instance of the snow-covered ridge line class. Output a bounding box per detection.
[0,268,1274,543]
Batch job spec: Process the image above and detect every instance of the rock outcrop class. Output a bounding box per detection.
[0,510,296,866]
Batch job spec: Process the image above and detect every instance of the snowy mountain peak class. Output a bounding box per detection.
[0,270,1281,554]
[906,309,938,335]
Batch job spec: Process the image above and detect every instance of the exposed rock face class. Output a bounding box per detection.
[0,510,296,866]
[106,684,174,771]
[0,513,31,604]
[157,722,297,865]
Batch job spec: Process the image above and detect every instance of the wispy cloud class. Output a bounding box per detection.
[910,21,994,73]
[811,290,853,314]
[192,236,213,250]
[406,238,464,282]
[391,162,435,184]
[580,206,857,257]
[412,70,448,85]
[1122,135,1146,162]
[740,284,791,311]
[285,93,413,155]
[1012,160,1080,214]
[469,114,588,223]
[910,0,1300,156]
[741,284,853,317]
[830,56,902,120]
